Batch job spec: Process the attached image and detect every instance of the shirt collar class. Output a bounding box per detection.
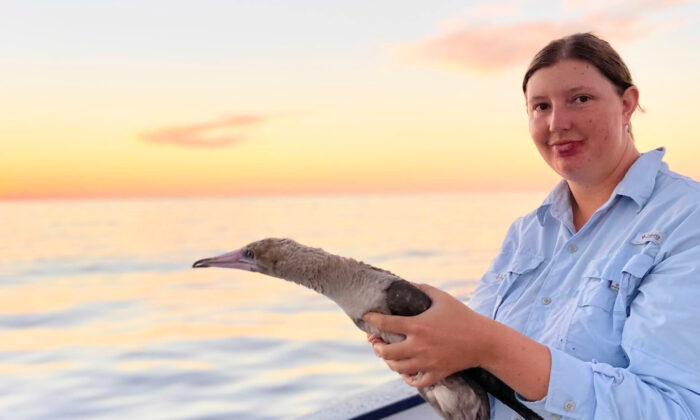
[536,147,667,226]
[613,147,666,209]
[537,179,570,226]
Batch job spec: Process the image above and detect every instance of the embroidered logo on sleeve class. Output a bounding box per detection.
[633,231,665,245]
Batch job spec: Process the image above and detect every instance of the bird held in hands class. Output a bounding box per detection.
[193,238,542,420]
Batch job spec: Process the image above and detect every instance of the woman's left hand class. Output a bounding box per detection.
[363,283,496,388]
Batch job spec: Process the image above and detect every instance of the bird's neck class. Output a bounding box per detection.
[275,251,341,296]
[277,254,388,314]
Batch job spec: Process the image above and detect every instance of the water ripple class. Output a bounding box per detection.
[0,300,138,329]
[365,249,441,264]
[4,257,186,279]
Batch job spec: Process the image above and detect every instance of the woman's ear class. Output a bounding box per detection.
[621,85,640,124]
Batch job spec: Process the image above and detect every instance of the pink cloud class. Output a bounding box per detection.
[141,115,267,148]
[398,0,689,72]
[406,22,573,72]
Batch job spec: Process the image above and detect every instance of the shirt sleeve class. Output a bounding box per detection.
[515,213,700,419]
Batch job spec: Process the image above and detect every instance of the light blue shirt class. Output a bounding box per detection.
[469,148,700,419]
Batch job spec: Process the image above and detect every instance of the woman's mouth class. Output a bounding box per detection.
[552,141,583,157]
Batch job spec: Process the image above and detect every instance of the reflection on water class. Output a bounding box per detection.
[0,193,543,419]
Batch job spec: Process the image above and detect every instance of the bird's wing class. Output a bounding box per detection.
[384,279,432,316]
[354,259,431,316]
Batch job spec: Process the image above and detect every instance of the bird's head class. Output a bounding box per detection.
[192,238,332,291]
[192,238,297,275]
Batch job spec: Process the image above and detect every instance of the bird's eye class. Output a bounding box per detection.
[243,248,255,259]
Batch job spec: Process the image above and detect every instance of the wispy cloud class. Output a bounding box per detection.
[395,0,690,73]
[141,115,267,148]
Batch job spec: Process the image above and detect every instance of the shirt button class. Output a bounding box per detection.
[568,245,578,253]
[542,296,552,305]
[497,273,505,281]
[564,400,576,411]
[551,415,562,420]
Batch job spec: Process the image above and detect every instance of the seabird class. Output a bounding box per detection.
[193,238,542,420]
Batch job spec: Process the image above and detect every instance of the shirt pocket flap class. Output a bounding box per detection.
[494,251,544,275]
[582,256,621,282]
[491,251,545,319]
[580,254,655,310]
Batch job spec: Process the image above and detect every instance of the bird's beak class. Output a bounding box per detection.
[192,247,257,271]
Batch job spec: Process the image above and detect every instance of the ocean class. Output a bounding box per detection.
[0,193,545,419]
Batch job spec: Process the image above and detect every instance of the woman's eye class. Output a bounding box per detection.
[574,95,590,104]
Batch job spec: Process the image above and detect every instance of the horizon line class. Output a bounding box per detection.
[0,187,553,202]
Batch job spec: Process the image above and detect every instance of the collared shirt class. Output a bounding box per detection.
[469,148,700,419]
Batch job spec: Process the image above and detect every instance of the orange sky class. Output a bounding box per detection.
[2,0,699,199]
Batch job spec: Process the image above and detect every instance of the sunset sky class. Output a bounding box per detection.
[2,0,699,199]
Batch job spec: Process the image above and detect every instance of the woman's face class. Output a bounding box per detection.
[525,59,638,186]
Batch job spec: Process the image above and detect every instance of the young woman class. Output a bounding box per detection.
[364,33,700,419]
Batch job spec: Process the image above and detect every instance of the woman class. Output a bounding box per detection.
[364,33,700,419]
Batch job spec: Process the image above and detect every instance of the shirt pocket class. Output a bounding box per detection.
[491,251,545,320]
[566,253,654,366]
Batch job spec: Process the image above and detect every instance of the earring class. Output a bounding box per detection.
[624,124,630,133]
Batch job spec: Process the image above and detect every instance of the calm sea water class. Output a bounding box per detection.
[0,193,544,419]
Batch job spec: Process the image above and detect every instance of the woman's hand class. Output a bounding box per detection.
[363,283,497,388]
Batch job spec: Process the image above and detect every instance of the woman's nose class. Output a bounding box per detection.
[548,105,572,133]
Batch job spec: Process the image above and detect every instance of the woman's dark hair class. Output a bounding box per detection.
[522,32,634,96]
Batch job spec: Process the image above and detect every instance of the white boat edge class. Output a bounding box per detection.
[296,378,442,420]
